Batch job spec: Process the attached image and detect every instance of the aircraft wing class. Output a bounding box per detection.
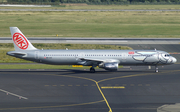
[79,57,120,63]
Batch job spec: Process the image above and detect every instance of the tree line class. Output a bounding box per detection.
[6,0,180,4]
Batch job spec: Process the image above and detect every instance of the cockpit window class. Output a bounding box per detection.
[164,54,170,57]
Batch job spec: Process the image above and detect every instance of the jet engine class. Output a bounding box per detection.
[99,62,118,71]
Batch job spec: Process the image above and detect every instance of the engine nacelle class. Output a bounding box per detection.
[99,62,118,71]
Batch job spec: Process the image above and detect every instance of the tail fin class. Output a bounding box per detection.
[10,27,37,51]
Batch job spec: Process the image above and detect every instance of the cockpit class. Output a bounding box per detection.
[164,54,171,57]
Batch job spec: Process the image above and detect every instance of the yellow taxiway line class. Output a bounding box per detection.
[101,86,125,89]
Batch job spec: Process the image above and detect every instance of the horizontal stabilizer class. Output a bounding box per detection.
[7,51,27,57]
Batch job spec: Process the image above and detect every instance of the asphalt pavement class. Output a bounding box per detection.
[0,64,180,112]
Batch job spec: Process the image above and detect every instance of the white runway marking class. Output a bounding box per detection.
[0,89,28,100]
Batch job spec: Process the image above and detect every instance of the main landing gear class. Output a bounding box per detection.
[155,66,158,73]
[90,67,95,73]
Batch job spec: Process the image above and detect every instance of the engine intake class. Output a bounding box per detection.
[99,62,118,71]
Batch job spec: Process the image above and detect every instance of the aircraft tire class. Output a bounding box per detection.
[90,67,95,73]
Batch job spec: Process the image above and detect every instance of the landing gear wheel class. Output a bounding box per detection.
[155,66,158,73]
[90,67,95,73]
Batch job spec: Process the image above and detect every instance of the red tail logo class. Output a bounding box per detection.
[13,33,29,50]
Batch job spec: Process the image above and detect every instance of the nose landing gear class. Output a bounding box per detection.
[155,66,158,73]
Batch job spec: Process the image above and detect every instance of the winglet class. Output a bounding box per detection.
[10,27,37,51]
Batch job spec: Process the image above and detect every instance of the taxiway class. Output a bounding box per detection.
[0,64,180,112]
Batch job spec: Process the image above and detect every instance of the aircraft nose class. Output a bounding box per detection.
[172,57,177,63]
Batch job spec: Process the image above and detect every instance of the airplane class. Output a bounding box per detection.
[7,27,177,73]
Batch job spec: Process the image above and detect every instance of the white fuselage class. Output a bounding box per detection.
[7,49,177,66]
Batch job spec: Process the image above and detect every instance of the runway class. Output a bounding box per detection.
[1,9,180,12]
[0,37,180,44]
[0,64,179,112]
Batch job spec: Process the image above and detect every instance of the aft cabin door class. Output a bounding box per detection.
[35,51,39,59]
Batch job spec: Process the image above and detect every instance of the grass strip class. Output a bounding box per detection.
[0,11,180,38]
[0,64,123,69]
[0,64,88,69]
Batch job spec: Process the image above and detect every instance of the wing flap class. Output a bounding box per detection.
[79,58,104,62]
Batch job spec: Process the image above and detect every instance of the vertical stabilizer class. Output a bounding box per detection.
[10,27,37,51]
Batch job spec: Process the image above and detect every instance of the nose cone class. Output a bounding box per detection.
[172,57,177,63]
